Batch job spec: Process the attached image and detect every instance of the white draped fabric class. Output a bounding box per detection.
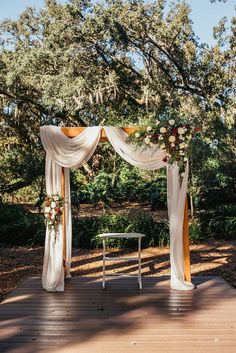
[40,125,194,292]
[167,162,194,290]
[40,126,102,291]
[104,127,167,170]
[104,127,194,291]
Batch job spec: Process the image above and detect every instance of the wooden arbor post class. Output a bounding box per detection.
[60,126,194,280]
[61,167,66,272]
[183,196,191,281]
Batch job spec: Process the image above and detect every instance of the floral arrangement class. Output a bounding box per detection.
[128,119,194,173]
[43,193,65,239]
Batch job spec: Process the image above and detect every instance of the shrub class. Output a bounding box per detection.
[70,166,167,208]
[0,203,170,248]
[0,203,45,245]
[189,221,204,243]
[72,213,169,249]
[1,202,235,248]
[198,205,236,240]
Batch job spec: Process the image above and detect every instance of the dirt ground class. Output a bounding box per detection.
[76,201,168,220]
[0,241,235,302]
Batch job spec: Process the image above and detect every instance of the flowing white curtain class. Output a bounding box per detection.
[40,125,194,292]
[167,162,194,290]
[41,156,64,291]
[104,127,167,170]
[40,126,102,291]
[105,127,194,290]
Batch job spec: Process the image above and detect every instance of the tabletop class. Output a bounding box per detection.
[98,232,145,239]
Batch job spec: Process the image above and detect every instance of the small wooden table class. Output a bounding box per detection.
[98,232,145,290]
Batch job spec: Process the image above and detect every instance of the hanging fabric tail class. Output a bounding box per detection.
[167,161,194,290]
[40,126,102,292]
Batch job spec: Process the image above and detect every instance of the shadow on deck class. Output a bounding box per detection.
[0,276,236,353]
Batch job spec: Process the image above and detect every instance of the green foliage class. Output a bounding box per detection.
[0,0,235,243]
[0,201,235,248]
[71,164,167,208]
[189,221,204,243]
[0,202,169,248]
[190,119,236,210]
[0,203,45,245]
[0,131,45,194]
[72,213,170,249]
[0,0,235,126]
[198,205,236,240]
[69,145,167,208]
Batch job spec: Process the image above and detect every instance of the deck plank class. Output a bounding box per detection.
[0,276,235,353]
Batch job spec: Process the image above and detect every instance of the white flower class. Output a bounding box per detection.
[54,196,59,201]
[45,207,51,213]
[160,143,166,150]
[60,207,63,212]
[135,132,140,138]
[184,157,188,162]
[147,126,152,132]
[187,134,192,140]
[168,119,175,126]
[159,135,163,140]
[171,143,175,147]
[179,135,184,140]
[179,143,186,149]
[178,127,185,135]
[144,137,151,144]
[160,127,167,133]
[51,214,55,220]
[184,142,189,149]
[180,150,184,155]
[156,120,160,125]
[51,201,56,209]
[168,135,176,143]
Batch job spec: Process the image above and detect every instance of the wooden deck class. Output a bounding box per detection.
[0,277,236,353]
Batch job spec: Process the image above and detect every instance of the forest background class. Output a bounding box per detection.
[0,0,235,249]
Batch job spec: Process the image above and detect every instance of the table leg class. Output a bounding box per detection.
[102,239,106,289]
[138,237,142,290]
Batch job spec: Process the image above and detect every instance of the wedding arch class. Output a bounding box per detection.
[40,125,197,293]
